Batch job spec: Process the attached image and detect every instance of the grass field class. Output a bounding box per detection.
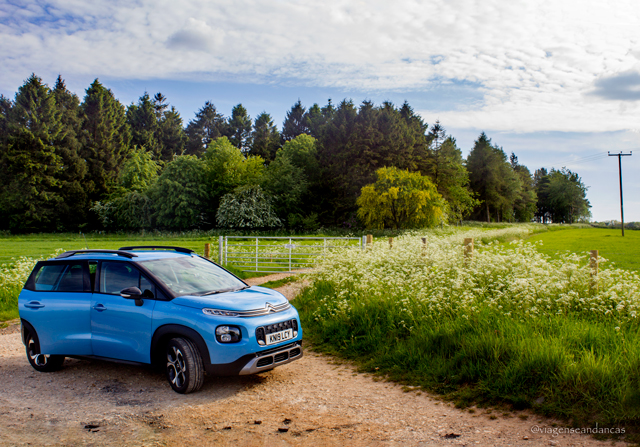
[0,232,215,263]
[296,228,640,439]
[526,227,638,272]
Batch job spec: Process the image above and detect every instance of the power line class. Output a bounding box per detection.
[541,151,608,170]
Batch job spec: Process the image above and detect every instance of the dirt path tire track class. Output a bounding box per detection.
[0,275,627,446]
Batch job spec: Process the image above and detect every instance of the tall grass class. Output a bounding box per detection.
[296,228,640,436]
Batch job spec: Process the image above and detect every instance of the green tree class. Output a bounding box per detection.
[216,185,281,229]
[91,191,154,231]
[127,92,161,158]
[81,79,132,203]
[537,168,590,223]
[127,92,186,162]
[52,76,89,229]
[466,133,521,222]
[250,112,280,161]
[281,100,308,142]
[118,148,160,192]
[227,104,252,151]
[0,74,64,231]
[185,101,227,156]
[203,137,265,221]
[260,134,318,224]
[356,166,445,229]
[510,153,537,222]
[316,100,426,224]
[304,103,329,139]
[149,155,208,229]
[261,151,307,221]
[419,122,476,222]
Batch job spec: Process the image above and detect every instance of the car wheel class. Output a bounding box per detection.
[25,332,65,372]
[165,337,204,394]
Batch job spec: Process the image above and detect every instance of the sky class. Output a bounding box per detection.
[1,0,639,221]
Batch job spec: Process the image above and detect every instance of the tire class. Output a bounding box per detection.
[165,337,204,394]
[25,331,65,372]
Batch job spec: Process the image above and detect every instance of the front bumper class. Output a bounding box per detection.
[204,341,303,376]
[239,341,303,375]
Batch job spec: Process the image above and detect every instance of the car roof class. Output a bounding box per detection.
[50,247,198,262]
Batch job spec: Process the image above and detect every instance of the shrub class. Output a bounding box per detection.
[216,185,282,229]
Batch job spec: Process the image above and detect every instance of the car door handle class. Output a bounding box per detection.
[24,301,45,309]
[93,304,107,311]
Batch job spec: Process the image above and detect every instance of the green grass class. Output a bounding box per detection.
[297,283,640,440]
[258,276,298,288]
[526,227,639,272]
[0,232,217,263]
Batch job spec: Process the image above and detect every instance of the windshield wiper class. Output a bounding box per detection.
[201,286,249,296]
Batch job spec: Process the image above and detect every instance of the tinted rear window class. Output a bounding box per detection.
[34,263,85,292]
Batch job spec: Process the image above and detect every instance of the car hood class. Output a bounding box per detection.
[171,286,288,311]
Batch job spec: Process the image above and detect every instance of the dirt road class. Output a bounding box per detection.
[0,276,628,446]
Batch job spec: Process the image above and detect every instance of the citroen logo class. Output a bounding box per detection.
[266,302,276,313]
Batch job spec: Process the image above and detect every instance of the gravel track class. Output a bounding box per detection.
[0,275,627,446]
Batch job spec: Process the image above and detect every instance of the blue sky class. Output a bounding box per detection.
[1,0,639,221]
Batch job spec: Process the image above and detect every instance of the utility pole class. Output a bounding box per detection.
[608,151,632,236]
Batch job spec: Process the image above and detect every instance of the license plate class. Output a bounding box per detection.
[266,328,293,346]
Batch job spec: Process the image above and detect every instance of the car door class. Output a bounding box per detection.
[90,261,156,363]
[19,261,92,355]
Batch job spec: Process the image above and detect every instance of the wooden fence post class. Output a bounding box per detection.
[366,234,373,248]
[590,250,598,290]
[464,238,474,264]
[389,237,393,249]
[204,243,210,259]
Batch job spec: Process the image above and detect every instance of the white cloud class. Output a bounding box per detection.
[2,0,640,132]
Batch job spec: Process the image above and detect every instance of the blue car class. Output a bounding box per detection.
[18,246,303,394]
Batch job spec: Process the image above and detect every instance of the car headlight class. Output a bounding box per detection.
[203,308,239,317]
[215,325,242,343]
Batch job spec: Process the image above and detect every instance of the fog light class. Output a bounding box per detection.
[215,325,241,343]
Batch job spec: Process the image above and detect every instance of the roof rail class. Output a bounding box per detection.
[56,250,138,259]
[118,245,194,254]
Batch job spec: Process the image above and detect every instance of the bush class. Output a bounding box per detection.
[216,185,282,229]
[297,228,640,436]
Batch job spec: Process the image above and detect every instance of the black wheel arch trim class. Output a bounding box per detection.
[20,319,38,350]
[151,324,212,368]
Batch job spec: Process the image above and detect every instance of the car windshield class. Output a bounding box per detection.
[141,256,246,296]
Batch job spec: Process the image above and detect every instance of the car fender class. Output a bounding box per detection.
[20,319,38,349]
[150,324,211,367]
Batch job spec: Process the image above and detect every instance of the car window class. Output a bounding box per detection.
[141,256,245,296]
[99,261,155,297]
[34,263,84,292]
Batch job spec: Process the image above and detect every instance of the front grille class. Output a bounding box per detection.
[236,302,291,317]
[289,348,301,358]
[257,357,273,367]
[256,342,298,357]
[274,352,289,363]
[256,319,297,345]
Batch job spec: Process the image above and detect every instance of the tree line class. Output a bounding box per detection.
[0,74,591,232]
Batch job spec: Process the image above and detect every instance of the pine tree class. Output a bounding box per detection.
[52,76,89,229]
[81,79,132,203]
[227,104,252,151]
[127,92,161,158]
[184,101,227,156]
[157,105,186,162]
[152,92,185,162]
[281,100,308,142]
[0,74,64,231]
[304,103,327,139]
[466,133,521,222]
[250,112,280,162]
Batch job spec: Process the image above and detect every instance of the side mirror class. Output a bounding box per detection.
[121,287,144,307]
